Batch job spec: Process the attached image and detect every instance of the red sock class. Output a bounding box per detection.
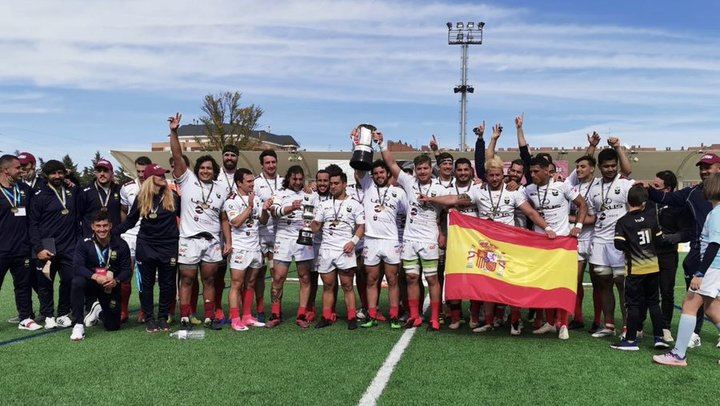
[369,308,377,319]
[511,307,521,324]
[322,308,333,321]
[593,289,602,325]
[389,306,399,319]
[229,307,240,320]
[545,309,556,326]
[470,301,481,322]
[191,281,199,314]
[271,303,281,317]
[485,306,494,326]
[409,299,420,320]
[180,304,192,318]
[214,278,225,309]
[242,290,255,317]
[557,309,568,327]
[297,307,306,318]
[204,300,215,319]
[430,301,440,324]
[347,307,357,321]
[120,281,131,315]
[574,286,584,322]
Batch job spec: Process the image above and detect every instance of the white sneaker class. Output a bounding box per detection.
[356,309,367,320]
[636,330,644,339]
[84,301,102,327]
[716,335,720,348]
[57,315,72,328]
[70,324,85,341]
[468,319,481,330]
[592,327,616,338]
[662,329,674,343]
[688,333,702,349]
[510,323,522,336]
[7,316,20,324]
[558,325,569,340]
[472,324,493,333]
[18,318,42,331]
[44,317,57,330]
[448,320,462,330]
[533,322,557,335]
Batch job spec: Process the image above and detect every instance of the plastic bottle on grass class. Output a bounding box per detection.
[170,330,205,340]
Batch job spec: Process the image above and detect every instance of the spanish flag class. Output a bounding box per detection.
[445,211,578,313]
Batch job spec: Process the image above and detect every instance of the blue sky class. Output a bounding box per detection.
[1,0,719,167]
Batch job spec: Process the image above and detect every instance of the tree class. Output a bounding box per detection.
[78,151,103,186]
[196,91,264,151]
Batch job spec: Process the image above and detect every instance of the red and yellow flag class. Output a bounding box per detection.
[445,211,578,313]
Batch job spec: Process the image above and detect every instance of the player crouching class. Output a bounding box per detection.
[311,172,365,330]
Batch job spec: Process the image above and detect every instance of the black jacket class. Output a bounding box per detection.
[73,236,131,281]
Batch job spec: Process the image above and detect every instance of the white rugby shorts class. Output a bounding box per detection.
[178,237,223,265]
[696,267,720,299]
[577,239,591,262]
[229,248,263,271]
[363,237,401,266]
[315,248,357,274]
[273,237,314,263]
[121,234,137,259]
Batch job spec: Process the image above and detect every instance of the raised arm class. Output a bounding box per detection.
[585,131,600,157]
[429,134,439,164]
[473,121,486,180]
[485,123,500,163]
[607,137,632,177]
[516,114,533,181]
[373,131,401,179]
[168,113,187,179]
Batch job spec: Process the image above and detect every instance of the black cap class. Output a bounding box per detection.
[222,144,240,155]
[42,160,66,175]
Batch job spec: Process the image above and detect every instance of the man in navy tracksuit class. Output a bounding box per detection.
[648,153,720,346]
[78,159,122,238]
[28,160,81,330]
[0,155,42,331]
[70,211,131,340]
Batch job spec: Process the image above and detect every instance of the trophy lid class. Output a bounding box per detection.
[358,123,376,131]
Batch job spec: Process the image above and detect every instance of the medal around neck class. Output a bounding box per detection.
[350,124,376,171]
[296,203,316,246]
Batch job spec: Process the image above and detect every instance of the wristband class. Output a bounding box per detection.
[378,141,388,152]
[350,235,360,245]
[544,226,553,232]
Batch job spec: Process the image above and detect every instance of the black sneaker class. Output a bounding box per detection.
[157,318,170,332]
[205,317,223,331]
[588,322,600,334]
[568,320,584,330]
[180,317,193,330]
[315,318,332,329]
[347,318,358,330]
[145,318,159,333]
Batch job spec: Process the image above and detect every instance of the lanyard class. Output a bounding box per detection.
[582,179,594,201]
[1,184,19,208]
[50,185,68,210]
[95,182,111,209]
[25,177,36,189]
[439,177,454,188]
[600,176,616,211]
[200,182,214,207]
[93,241,110,267]
[150,195,165,217]
[222,170,234,195]
[455,182,471,196]
[262,173,278,193]
[536,180,552,211]
[332,197,346,222]
[376,185,389,207]
[486,183,504,215]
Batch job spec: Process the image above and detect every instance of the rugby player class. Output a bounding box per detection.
[223,168,269,331]
[308,168,333,322]
[311,171,365,329]
[268,165,318,328]
[169,113,232,331]
[214,144,240,323]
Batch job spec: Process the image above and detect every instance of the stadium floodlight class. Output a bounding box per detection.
[446,20,484,150]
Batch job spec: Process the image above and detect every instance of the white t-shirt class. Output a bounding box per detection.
[588,174,635,242]
[525,179,579,236]
[223,193,262,251]
[314,196,365,250]
[433,177,455,189]
[272,188,319,242]
[175,169,227,240]
[396,171,447,243]
[217,168,236,199]
[358,173,407,240]
[447,182,479,217]
[566,170,596,242]
[253,173,284,236]
[119,180,141,236]
[468,183,527,225]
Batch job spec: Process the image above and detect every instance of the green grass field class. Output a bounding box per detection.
[1,257,719,405]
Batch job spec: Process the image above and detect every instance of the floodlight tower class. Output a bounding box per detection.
[447,21,484,151]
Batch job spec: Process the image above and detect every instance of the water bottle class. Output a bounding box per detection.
[169,330,205,340]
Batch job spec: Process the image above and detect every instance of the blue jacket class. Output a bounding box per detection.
[648,184,712,248]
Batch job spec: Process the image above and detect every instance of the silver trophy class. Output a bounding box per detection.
[296,203,315,246]
[350,124,376,171]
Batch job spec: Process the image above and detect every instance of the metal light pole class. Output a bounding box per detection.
[447,21,484,151]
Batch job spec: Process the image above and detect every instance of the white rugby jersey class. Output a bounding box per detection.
[468,183,527,225]
[272,188,319,241]
[314,196,365,250]
[433,177,455,188]
[566,170,596,242]
[358,173,406,240]
[224,193,262,251]
[217,168,236,198]
[175,169,227,239]
[525,179,579,236]
[312,191,332,245]
[254,173,284,236]
[447,181,479,217]
[396,171,447,243]
[587,174,635,242]
[119,180,141,236]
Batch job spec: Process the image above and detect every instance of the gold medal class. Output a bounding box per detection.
[61,209,70,215]
[201,203,210,210]
[11,207,18,213]
[148,213,158,219]
[100,207,108,213]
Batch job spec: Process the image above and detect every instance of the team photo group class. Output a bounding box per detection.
[1,113,720,368]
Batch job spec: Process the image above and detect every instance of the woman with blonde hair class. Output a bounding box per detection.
[117,164,180,333]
